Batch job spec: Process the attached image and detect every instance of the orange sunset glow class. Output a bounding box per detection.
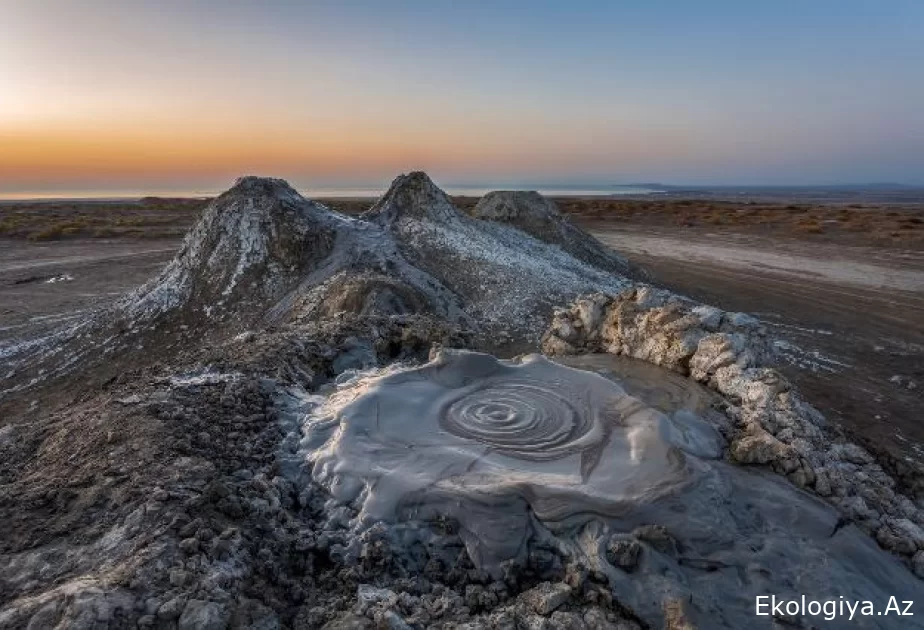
[1,1,922,195]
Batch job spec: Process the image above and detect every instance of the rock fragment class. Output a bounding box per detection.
[606,537,642,571]
[519,582,573,615]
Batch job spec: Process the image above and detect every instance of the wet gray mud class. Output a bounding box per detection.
[296,350,920,627]
[303,352,698,567]
[554,353,726,420]
[1,174,922,629]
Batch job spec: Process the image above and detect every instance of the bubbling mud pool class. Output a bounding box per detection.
[301,350,725,567]
[295,350,920,625]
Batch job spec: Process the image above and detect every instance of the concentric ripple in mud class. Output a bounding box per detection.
[301,350,725,568]
[440,379,598,460]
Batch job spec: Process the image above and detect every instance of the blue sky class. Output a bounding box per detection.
[1,0,922,192]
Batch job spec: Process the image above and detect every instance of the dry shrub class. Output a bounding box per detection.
[793,218,824,234]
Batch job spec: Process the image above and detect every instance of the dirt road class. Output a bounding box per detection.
[0,240,177,337]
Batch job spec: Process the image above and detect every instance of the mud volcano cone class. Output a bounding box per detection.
[472,190,645,279]
[365,171,464,225]
[127,176,340,322]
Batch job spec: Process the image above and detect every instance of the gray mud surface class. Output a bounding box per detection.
[299,350,920,627]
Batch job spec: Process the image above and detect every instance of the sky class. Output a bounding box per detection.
[1,0,923,195]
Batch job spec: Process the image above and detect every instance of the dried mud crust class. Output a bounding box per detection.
[542,287,924,573]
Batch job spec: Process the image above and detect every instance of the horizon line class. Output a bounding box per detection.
[2,180,924,202]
